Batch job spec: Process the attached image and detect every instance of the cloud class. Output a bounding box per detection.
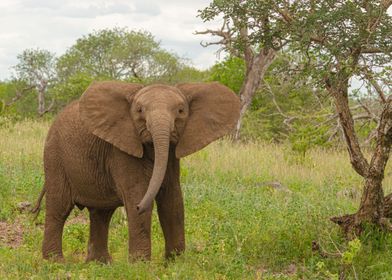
[21,0,134,18]
[133,0,161,16]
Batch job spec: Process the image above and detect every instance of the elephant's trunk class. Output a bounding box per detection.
[137,115,171,214]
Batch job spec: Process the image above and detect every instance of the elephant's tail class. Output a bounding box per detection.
[30,187,46,220]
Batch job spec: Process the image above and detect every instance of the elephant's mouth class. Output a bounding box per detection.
[170,131,179,143]
[137,126,152,142]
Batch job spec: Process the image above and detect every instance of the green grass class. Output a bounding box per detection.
[1,120,392,279]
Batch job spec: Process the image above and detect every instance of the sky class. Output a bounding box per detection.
[0,0,221,80]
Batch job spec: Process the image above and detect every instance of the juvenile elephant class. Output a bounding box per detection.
[33,81,240,263]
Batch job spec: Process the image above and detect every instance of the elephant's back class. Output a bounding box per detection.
[45,101,91,160]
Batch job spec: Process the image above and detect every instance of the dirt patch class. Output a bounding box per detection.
[0,220,23,249]
[255,264,298,278]
[66,214,88,225]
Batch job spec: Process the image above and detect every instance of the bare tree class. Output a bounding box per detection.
[13,49,57,116]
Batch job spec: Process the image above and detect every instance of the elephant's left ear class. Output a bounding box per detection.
[175,82,240,158]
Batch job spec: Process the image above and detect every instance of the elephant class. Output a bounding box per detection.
[32,81,240,263]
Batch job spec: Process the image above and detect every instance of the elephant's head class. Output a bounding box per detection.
[79,81,240,214]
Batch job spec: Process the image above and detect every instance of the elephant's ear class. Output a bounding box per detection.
[175,82,240,158]
[79,81,144,158]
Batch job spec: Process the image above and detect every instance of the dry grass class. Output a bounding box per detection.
[0,120,49,167]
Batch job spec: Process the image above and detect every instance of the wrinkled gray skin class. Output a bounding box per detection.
[33,81,240,263]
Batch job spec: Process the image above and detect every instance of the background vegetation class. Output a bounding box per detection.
[0,28,337,156]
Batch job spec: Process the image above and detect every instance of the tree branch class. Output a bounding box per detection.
[4,85,35,106]
[326,77,370,177]
[264,79,297,128]
[195,19,239,56]
[369,98,392,177]
[275,5,325,44]
[363,69,387,103]
[361,47,385,54]
[38,98,55,117]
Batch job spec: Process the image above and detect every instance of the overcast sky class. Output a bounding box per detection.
[0,0,221,80]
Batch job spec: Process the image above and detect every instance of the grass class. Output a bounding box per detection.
[1,120,392,279]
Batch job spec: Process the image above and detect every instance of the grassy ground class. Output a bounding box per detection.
[1,120,392,279]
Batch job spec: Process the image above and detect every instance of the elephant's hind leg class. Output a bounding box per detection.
[42,189,73,261]
[86,208,115,263]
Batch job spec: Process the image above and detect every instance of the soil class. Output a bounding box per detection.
[66,213,88,225]
[0,220,23,249]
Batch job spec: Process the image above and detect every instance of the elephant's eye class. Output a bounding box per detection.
[178,108,184,114]
[137,107,143,113]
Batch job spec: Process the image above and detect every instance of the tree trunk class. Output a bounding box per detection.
[328,75,392,237]
[357,175,384,224]
[234,49,276,140]
[37,81,54,117]
[37,89,46,116]
[332,175,385,237]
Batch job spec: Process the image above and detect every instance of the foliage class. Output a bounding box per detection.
[209,56,245,94]
[0,80,38,118]
[56,28,183,83]
[162,64,210,84]
[51,72,95,108]
[287,1,392,83]
[289,122,332,157]
[342,238,362,265]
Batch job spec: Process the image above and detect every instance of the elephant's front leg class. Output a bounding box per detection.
[110,153,153,261]
[124,198,153,261]
[156,182,185,259]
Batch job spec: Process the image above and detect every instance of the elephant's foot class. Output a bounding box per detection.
[129,250,151,263]
[165,244,185,260]
[86,253,112,264]
[43,251,65,263]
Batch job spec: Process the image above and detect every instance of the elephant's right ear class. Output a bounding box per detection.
[79,81,144,158]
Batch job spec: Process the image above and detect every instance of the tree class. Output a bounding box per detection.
[13,49,57,116]
[275,0,392,235]
[57,28,184,84]
[197,0,292,139]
